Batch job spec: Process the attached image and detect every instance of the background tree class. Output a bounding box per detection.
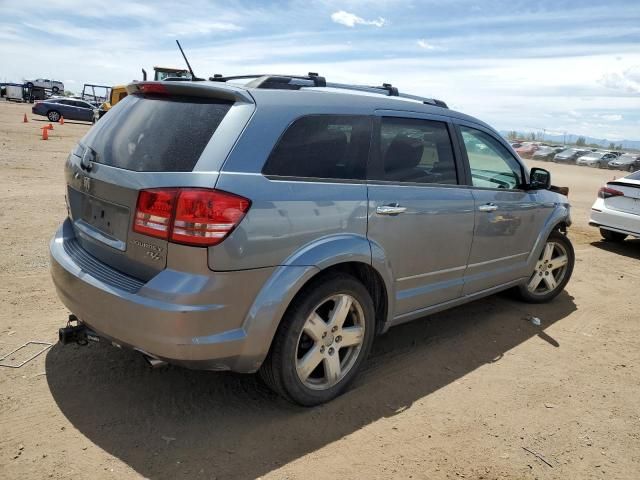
[576,136,586,146]
[507,130,519,140]
[608,142,616,150]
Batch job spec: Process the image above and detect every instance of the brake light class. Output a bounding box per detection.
[136,83,169,95]
[134,189,177,239]
[598,186,624,199]
[133,188,251,246]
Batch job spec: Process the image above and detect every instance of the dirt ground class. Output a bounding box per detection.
[0,100,638,480]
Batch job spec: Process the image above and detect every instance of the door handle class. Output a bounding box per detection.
[376,204,407,216]
[478,203,498,212]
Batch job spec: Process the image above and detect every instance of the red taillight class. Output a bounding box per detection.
[133,188,177,239]
[598,186,624,199]
[136,83,169,95]
[133,188,251,246]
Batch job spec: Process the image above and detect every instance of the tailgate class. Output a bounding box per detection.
[63,82,254,281]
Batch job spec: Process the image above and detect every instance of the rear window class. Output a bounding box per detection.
[627,171,640,180]
[263,115,371,180]
[81,94,232,172]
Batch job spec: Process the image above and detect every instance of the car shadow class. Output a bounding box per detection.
[590,238,640,260]
[46,291,576,480]
[31,117,93,125]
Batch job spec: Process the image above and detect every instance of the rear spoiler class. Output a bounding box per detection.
[126,81,254,104]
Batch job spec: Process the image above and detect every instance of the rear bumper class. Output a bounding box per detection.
[49,219,275,372]
[590,201,640,238]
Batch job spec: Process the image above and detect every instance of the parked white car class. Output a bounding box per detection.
[590,171,640,242]
[25,78,64,93]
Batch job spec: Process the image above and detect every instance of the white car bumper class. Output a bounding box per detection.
[590,198,640,238]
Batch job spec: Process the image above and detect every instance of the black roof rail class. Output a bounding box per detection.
[209,72,326,87]
[208,73,447,108]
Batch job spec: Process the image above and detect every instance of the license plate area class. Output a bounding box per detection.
[68,187,130,251]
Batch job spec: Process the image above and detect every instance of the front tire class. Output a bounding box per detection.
[600,228,627,242]
[516,231,574,303]
[47,110,61,122]
[260,273,376,406]
[52,86,59,93]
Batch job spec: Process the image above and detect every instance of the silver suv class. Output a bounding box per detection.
[50,74,574,405]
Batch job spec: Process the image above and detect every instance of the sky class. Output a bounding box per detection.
[1,0,639,141]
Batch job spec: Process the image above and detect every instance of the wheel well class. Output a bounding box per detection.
[554,221,568,234]
[305,262,388,334]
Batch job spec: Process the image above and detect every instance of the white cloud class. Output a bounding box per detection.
[417,39,436,50]
[165,20,242,37]
[597,114,623,121]
[330,10,386,27]
[599,65,640,94]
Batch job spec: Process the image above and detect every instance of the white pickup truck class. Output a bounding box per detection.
[25,78,64,93]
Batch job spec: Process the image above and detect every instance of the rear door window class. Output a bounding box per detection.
[374,117,458,184]
[81,94,232,172]
[263,115,371,180]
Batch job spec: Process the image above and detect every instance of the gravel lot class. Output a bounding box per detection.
[1,100,638,480]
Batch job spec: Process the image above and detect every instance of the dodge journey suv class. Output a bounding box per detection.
[50,74,574,405]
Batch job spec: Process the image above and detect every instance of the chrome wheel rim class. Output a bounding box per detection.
[295,294,365,390]
[49,111,60,121]
[527,241,569,295]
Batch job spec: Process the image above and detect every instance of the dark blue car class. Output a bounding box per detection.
[32,98,97,123]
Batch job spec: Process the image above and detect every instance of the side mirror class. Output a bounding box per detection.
[529,167,551,190]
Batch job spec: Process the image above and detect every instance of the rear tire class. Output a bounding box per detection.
[47,110,61,122]
[600,228,627,242]
[52,86,59,94]
[260,273,376,406]
[516,231,574,303]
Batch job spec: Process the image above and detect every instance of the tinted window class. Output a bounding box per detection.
[263,115,371,180]
[628,170,640,180]
[81,94,232,172]
[375,117,457,184]
[461,126,523,189]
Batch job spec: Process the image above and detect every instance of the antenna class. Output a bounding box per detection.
[175,40,202,81]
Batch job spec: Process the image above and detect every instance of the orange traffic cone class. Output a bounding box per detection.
[23,113,28,123]
[59,116,64,125]
[48,123,54,130]
[41,127,49,140]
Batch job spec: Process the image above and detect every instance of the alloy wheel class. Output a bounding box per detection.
[295,294,365,390]
[527,241,570,295]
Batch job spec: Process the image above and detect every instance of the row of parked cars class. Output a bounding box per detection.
[512,142,640,172]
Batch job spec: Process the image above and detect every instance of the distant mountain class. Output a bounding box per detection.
[499,131,640,151]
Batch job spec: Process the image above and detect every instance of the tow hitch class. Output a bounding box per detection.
[58,314,99,345]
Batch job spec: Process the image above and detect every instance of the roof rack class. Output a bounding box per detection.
[208,72,447,108]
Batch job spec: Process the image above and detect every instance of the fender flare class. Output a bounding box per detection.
[526,203,571,270]
[234,234,394,372]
